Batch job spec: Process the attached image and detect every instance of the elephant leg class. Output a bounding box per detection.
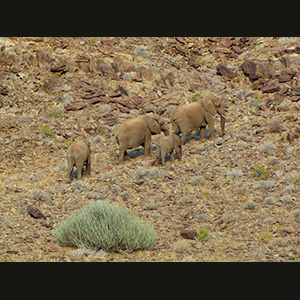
[181,131,189,147]
[67,165,73,180]
[86,154,91,176]
[206,115,215,140]
[152,147,160,166]
[170,150,175,163]
[118,146,126,164]
[175,145,181,160]
[200,126,206,141]
[66,157,73,179]
[76,162,84,180]
[161,153,166,166]
[144,131,151,156]
[220,115,225,137]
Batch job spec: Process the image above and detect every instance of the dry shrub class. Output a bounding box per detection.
[52,201,156,252]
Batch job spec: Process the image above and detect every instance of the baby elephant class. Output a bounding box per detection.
[151,135,182,166]
[66,136,91,180]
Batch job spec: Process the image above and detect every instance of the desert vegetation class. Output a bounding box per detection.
[1,37,300,261]
[52,201,156,252]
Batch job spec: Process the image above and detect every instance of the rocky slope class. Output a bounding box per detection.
[1,37,300,261]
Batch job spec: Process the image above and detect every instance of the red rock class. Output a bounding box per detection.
[171,61,180,70]
[241,60,258,80]
[262,80,281,93]
[291,85,300,95]
[220,37,233,48]
[180,229,197,240]
[188,57,199,68]
[27,205,45,219]
[291,96,300,102]
[36,49,54,69]
[215,47,232,55]
[42,77,65,93]
[271,93,284,105]
[109,91,122,98]
[175,37,186,44]
[241,60,274,81]
[81,91,106,99]
[86,98,102,105]
[103,115,118,126]
[278,70,295,83]
[50,64,68,73]
[216,64,236,79]
[110,98,135,109]
[175,44,188,56]
[131,96,144,108]
[188,83,201,92]
[64,103,87,111]
[232,45,243,54]
[119,106,131,113]
[277,106,290,112]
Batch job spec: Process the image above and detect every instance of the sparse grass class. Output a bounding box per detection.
[258,141,276,153]
[52,201,157,252]
[133,46,149,57]
[283,170,300,186]
[173,240,190,253]
[287,146,300,157]
[90,37,101,43]
[195,57,204,67]
[40,125,53,137]
[49,104,63,118]
[64,138,74,149]
[221,213,237,224]
[191,93,201,102]
[256,94,264,103]
[251,165,269,180]
[227,169,243,179]
[197,228,210,243]
[244,200,256,210]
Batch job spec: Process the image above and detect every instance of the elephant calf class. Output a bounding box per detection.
[66,136,91,180]
[151,135,182,166]
[115,115,169,164]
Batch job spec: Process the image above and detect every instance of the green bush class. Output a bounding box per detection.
[251,165,269,180]
[52,201,157,252]
[64,138,74,149]
[197,228,210,243]
[40,125,53,137]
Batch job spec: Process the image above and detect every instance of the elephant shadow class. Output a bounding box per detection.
[115,146,156,161]
[70,167,87,180]
[183,129,211,145]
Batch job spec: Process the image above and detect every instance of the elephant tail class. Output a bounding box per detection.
[115,134,120,145]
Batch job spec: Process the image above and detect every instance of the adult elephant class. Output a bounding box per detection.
[170,95,226,146]
[115,114,169,164]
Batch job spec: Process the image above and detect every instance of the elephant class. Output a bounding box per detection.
[151,134,182,166]
[66,136,91,180]
[115,114,169,164]
[170,95,226,147]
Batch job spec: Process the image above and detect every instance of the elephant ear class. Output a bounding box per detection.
[201,97,217,116]
[211,95,222,108]
[148,117,161,134]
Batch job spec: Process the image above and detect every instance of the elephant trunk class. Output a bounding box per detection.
[217,106,226,136]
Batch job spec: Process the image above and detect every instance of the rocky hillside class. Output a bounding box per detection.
[1,37,300,261]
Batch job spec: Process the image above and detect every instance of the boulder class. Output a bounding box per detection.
[216,64,236,79]
[180,229,197,240]
[241,59,274,81]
